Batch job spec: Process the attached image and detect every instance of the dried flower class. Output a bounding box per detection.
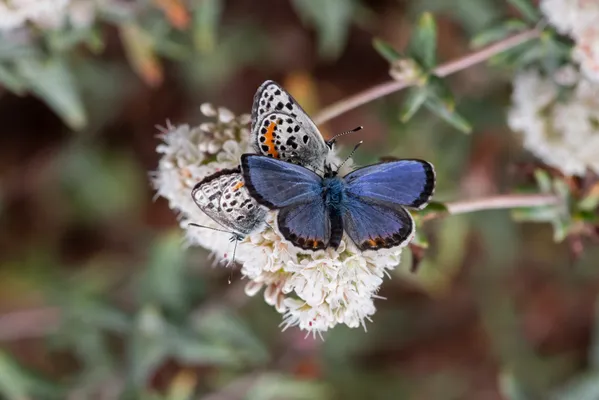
[508,66,599,176]
[389,58,425,85]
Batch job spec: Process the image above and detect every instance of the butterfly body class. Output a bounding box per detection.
[241,154,436,252]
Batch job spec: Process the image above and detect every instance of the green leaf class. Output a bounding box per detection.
[0,39,37,61]
[193,310,269,366]
[426,76,455,109]
[511,206,558,223]
[408,12,437,70]
[192,0,222,54]
[128,307,169,388]
[424,97,472,133]
[46,28,102,53]
[579,192,599,212]
[140,232,189,314]
[471,19,528,48]
[498,371,534,400]
[247,374,331,400]
[414,200,449,220]
[169,333,240,366]
[400,87,428,122]
[425,201,449,213]
[291,0,354,59]
[0,350,63,400]
[16,56,87,130]
[0,63,26,94]
[552,372,599,400]
[372,38,401,62]
[507,0,541,23]
[534,169,552,193]
[551,215,571,242]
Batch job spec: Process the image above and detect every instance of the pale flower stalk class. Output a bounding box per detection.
[153,105,407,333]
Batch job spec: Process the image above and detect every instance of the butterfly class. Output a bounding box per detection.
[240,154,435,251]
[191,167,267,263]
[251,80,337,171]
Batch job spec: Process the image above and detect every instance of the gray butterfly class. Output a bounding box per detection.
[191,167,267,264]
[251,80,337,171]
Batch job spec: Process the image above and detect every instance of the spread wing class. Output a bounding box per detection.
[277,201,337,251]
[342,195,414,251]
[241,154,337,250]
[344,160,435,209]
[240,154,323,209]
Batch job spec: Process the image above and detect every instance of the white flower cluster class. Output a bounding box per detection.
[153,105,406,334]
[541,0,599,82]
[0,0,109,32]
[152,105,252,260]
[508,66,599,176]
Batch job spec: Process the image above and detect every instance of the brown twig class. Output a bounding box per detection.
[0,307,61,341]
[313,28,540,125]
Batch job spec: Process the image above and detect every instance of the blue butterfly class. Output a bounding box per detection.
[240,154,435,251]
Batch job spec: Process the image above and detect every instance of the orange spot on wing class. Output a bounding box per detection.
[232,181,244,191]
[313,240,320,249]
[264,121,279,158]
[367,239,377,248]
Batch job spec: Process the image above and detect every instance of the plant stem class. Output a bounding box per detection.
[446,193,559,214]
[313,28,540,125]
[424,193,559,222]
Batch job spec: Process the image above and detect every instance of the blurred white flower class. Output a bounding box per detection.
[153,104,409,334]
[0,0,123,32]
[541,0,599,82]
[508,67,599,176]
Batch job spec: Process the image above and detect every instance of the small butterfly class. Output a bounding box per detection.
[191,167,267,263]
[240,153,435,251]
[251,80,350,171]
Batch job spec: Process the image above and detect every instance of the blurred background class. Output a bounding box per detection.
[1,0,599,399]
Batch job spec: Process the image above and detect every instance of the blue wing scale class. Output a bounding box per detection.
[241,154,323,209]
[345,160,435,209]
[342,195,414,251]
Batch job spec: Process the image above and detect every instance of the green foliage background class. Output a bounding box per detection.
[1,0,598,399]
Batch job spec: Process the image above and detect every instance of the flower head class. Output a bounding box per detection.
[152,105,253,259]
[508,66,599,176]
[153,104,410,333]
[541,0,599,82]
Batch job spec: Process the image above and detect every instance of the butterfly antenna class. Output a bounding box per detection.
[337,141,363,173]
[326,126,363,148]
[188,223,232,234]
[226,238,239,284]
